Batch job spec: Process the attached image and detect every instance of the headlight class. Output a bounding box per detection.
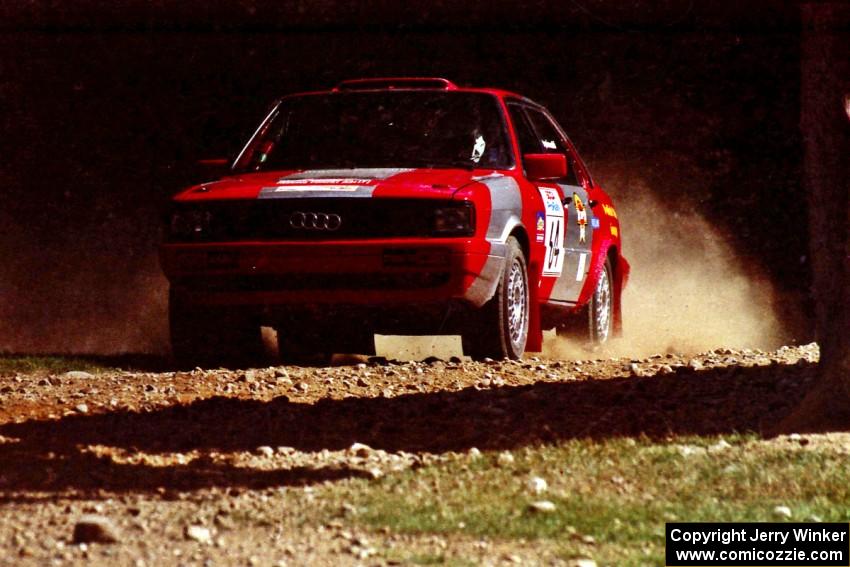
[169,207,213,240]
[433,202,475,236]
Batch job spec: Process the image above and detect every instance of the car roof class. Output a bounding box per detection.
[282,77,535,104]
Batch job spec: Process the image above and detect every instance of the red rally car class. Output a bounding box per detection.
[160,77,629,364]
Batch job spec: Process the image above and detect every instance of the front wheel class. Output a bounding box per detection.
[463,236,529,360]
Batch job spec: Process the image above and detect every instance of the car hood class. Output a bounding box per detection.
[175,168,500,202]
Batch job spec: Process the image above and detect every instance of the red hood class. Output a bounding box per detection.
[175,168,497,202]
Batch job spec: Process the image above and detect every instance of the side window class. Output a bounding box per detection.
[525,108,581,187]
[507,104,541,156]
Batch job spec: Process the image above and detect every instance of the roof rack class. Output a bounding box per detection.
[333,77,458,91]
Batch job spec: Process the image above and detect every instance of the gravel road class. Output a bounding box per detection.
[0,343,819,565]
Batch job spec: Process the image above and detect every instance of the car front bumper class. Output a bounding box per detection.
[160,238,504,308]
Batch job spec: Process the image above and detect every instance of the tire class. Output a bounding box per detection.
[589,258,614,344]
[276,321,334,366]
[277,311,377,366]
[463,236,529,360]
[169,288,263,367]
[556,258,613,346]
[277,334,334,367]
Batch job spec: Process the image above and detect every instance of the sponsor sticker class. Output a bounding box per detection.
[270,185,361,193]
[611,225,619,238]
[602,203,618,219]
[272,178,373,193]
[576,253,587,282]
[573,193,588,244]
[540,187,562,215]
[535,212,545,243]
[591,217,600,230]
[277,178,372,185]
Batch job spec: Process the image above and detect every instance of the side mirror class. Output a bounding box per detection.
[524,153,567,181]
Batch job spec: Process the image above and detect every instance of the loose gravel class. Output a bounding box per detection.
[0,343,820,565]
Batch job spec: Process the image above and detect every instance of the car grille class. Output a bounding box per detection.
[171,198,441,242]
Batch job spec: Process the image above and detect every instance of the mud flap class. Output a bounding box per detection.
[526,260,543,352]
[612,256,630,337]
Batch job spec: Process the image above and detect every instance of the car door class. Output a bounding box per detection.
[521,106,596,304]
[506,103,568,288]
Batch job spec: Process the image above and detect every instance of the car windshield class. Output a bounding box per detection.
[234,91,514,171]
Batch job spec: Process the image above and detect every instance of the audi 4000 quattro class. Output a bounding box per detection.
[160,78,629,364]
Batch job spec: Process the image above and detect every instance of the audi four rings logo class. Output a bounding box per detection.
[289,211,343,231]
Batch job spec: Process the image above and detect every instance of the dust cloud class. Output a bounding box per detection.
[545,180,786,359]
[0,263,169,356]
[0,181,784,360]
[0,194,171,355]
[381,179,786,361]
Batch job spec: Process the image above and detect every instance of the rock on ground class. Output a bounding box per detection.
[73,515,121,544]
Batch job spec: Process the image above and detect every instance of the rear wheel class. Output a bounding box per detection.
[169,289,263,367]
[276,314,374,366]
[556,258,613,345]
[463,236,529,359]
[589,259,613,344]
[277,329,334,367]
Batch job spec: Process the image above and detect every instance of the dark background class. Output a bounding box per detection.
[0,2,808,353]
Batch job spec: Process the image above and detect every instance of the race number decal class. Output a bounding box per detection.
[538,187,565,277]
